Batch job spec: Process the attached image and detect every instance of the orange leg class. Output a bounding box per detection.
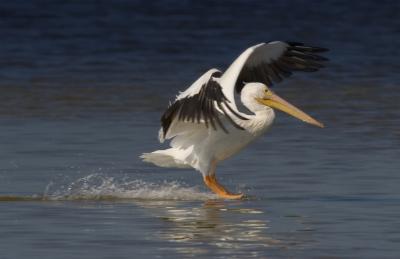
[203,174,243,200]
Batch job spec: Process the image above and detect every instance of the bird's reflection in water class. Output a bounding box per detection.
[134,199,281,257]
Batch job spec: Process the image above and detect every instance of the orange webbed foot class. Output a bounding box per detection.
[203,175,243,200]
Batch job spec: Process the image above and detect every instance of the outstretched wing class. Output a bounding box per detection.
[219,41,329,110]
[160,69,247,142]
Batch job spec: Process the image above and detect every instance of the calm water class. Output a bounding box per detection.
[1,0,400,258]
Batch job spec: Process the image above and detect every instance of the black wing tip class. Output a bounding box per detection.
[286,41,329,52]
[235,41,330,92]
[287,41,304,46]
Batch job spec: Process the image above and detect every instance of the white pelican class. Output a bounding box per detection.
[141,41,328,199]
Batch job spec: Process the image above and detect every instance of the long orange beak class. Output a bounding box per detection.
[256,90,324,128]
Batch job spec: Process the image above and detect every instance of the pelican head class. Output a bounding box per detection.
[242,82,324,128]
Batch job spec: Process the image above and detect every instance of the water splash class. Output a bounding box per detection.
[43,174,217,201]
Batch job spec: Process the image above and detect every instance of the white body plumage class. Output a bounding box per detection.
[142,83,275,176]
